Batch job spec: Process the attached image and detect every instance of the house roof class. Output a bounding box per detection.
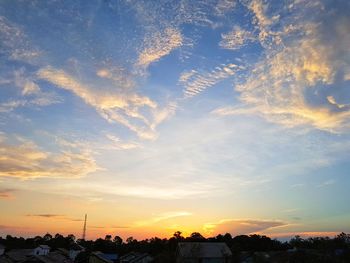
[0,256,12,263]
[56,248,69,256]
[7,249,33,261]
[91,252,117,263]
[69,243,84,251]
[120,252,152,263]
[34,251,73,263]
[177,242,232,258]
[39,245,50,249]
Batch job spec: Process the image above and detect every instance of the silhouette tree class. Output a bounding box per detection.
[126,236,135,244]
[43,233,52,241]
[113,235,123,245]
[67,234,76,242]
[173,231,184,240]
[189,232,205,240]
[290,235,304,248]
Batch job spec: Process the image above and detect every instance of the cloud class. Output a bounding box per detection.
[135,211,192,226]
[90,225,130,229]
[105,134,141,150]
[181,63,242,98]
[0,100,26,113]
[56,180,214,200]
[0,188,16,199]
[247,0,273,27]
[0,134,98,179]
[152,211,192,223]
[26,214,83,222]
[317,179,336,188]
[267,231,342,239]
[37,66,159,140]
[137,27,183,68]
[203,218,288,236]
[215,2,350,132]
[215,0,236,16]
[244,0,280,46]
[150,101,178,130]
[111,225,130,229]
[0,16,40,62]
[0,68,62,112]
[96,66,134,89]
[26,214,65,218]
[327,96,349,109]
[220,26,255,50]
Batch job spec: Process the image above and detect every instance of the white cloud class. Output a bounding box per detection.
[244,0,279,46]
[37,67,160,140]
[105,134,141,150]
[0,68,62,112]
[137,27,183,67]
[0,16,40,62]
[0,100,26,113]
[317,179,336,188]
[0,135,98,179]
[214,5,350,132]
[220,26,255,50]
[181,63,242,98]
[215,0,236,16]
[96,67,134,89]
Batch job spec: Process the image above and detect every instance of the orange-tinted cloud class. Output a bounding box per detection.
[203,219,288,236]
[0,188,16,199]
[215,8,350,132]
[0,134,98,179]
[26,214,83,222]
[137,27,183,68]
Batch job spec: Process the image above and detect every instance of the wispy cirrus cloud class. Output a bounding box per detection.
[37,67,159,140]
[203,218,288,236]
[26,214,83,222]
[0,68,62,113]
[105,134,141,150]
[96,66,135,90]
[152,211,192,223]
[26,214,65,218]
[317,179,336,188]
[215,1,350,132]
[135,211,192,226]
[90,225,130,229]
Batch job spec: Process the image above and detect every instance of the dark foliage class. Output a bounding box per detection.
[0,232,349,263]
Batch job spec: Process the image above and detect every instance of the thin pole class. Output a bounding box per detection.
[82,214,87,240]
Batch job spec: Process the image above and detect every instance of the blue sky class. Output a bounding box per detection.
[0,0,350,239]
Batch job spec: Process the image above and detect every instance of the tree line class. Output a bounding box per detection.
[1,232,350,262]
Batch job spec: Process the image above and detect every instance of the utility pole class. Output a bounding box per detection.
[82,214,87,240]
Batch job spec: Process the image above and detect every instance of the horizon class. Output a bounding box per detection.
[2,227,346,243]
[1,0,350,242]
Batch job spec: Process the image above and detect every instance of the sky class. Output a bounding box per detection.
[0,0,350,241]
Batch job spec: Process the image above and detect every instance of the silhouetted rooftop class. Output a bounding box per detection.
[177,242,232,258]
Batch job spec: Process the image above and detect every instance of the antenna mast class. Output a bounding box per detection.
[82,214,87,240]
